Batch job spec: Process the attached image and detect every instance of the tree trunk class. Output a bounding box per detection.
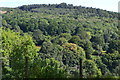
[0,57,2,79]
[25,56,28,78]
[79,58,83,78]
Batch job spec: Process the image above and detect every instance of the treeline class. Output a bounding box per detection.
[18,3,118,18]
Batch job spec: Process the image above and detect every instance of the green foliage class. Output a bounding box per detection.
[1,28,38,78]
[60,33,72,40]
[30,58,69,78]
[101,52,120,75]
[62,43,85,67]
[18,3,118,18]
[32,29,45,45]
[83,60,102,78]
[1,3,120,78]
[69,35,81,45]
[58,37,68,45]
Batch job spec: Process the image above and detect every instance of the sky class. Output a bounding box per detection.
[0,0,119,12]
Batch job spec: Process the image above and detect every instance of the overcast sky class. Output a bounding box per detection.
[0,0,119,12]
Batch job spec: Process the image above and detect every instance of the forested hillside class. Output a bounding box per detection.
[1,3,120,79]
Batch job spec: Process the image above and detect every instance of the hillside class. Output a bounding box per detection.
[18,3,118,18]
[1,3,120,79]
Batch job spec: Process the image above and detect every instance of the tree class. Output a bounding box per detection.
[108,40,120,53]
[32,29,45,45]
[62,43,85,67]
[83,60,102,78]
[2,28,38,78]
[40,41,64,61]
[113,64,120,77]
[30,58,69,78]
[101,52,120,75]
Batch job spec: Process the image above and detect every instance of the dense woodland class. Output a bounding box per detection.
[1,3,120,79]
